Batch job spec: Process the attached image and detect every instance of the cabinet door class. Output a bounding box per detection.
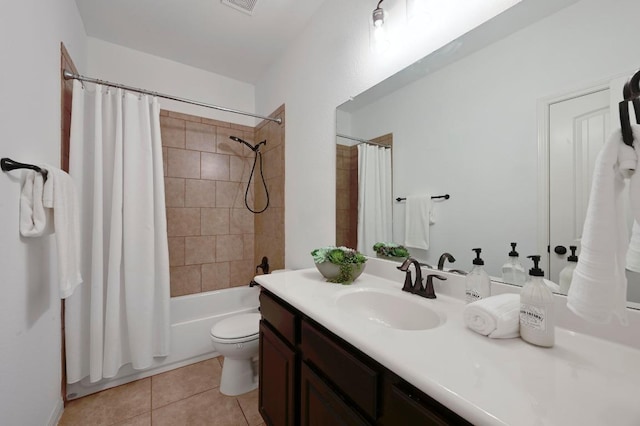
[259,321,296,426]
[300,362,370,426]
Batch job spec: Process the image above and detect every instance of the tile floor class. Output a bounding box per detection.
[59,357,264,426]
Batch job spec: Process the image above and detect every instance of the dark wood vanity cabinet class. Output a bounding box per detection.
[259,289,470,426]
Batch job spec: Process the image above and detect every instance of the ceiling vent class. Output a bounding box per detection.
[221,0,258,15]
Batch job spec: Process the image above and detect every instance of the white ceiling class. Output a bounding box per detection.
[75,0,327,84]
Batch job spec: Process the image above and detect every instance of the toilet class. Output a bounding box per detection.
[210,312,261,396]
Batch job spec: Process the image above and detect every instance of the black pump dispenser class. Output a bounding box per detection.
[568,246,578,262]
[508,242,519,258]
[472,248,484,265]
[527,255,544,276]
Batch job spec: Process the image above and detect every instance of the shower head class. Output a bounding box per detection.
[229,136,266,152]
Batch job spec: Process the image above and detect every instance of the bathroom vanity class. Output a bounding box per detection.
[256,261,640,425]
[258,288,469,425]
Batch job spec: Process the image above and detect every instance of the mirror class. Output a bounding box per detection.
[335,0,640,305]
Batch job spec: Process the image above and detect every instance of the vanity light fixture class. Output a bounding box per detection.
[371,0,390,52]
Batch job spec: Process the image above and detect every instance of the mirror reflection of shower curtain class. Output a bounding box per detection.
[357,144,392,256]
[65,80,171,384]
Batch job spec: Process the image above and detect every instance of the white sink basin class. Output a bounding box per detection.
[335,288,445,330]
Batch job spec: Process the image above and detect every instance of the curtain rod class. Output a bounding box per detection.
[336,133,390,148]
[62,70,282,125]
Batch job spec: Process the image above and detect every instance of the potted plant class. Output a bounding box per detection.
[311,246,367,284]
[373,242,410,261]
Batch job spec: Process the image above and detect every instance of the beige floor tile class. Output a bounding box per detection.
[151,359,222,409]
[59,378,151,426]
[236,389,262,426]
[113,412,152,426]
[152,389,247,426]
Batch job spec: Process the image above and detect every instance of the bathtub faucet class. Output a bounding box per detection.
[256,256,270,274]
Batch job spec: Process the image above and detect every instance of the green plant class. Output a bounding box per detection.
[373,242,410,258]
[311,246,367,284]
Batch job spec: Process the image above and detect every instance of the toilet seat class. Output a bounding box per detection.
[210,313,260,343]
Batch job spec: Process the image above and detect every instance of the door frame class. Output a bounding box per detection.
[536,80,610,277]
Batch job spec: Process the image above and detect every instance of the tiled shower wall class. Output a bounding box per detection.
[335,144,358,248]
[254,105,285,272]
[160,109,284,297]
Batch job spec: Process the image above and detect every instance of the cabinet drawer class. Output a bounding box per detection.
[260,290,297,346]
[301,362,370,426]
[385,382,472,426]
[300,320,379,420]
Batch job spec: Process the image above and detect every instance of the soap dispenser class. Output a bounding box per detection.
[559,246,578,293]
[465,248,491,303]
[501,242,526,286]
[520,255,555,347]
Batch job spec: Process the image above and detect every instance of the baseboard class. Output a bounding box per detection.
[48,398,64,426]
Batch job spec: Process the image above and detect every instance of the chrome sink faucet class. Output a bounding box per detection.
[437,252,456,270]
[398,258,447,299]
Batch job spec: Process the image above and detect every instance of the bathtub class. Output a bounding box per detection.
[66,286,260,400]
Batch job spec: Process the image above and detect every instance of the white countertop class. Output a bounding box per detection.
[256,267,640,426]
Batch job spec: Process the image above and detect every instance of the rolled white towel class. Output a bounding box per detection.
[463,293,520,338]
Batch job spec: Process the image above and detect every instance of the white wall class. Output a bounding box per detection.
[255,0,521,268]
[87,38,257,127]
[347,0,640,275]
[0,1,86,425]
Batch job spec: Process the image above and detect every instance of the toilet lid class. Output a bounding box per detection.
[210,313,260,340]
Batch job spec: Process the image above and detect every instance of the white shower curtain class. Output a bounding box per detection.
[357,144,392,256]
[65,80,171,383]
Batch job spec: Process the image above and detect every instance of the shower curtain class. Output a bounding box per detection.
[65,80,171,383]
[357,144,392,256]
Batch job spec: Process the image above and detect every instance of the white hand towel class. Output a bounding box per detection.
[20,171,47,237]
[404,195,431,250]
[567,128,631,325]
[627,221,640,273]
[42,165,83,299]
[463,293,520,338]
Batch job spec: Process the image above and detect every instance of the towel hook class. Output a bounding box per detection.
[1,158,48,181]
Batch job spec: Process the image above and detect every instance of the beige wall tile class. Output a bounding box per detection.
[168,237,185,267]
[59,379,150,426]
[162,147,168,177]
[151,359,221,409]
[184,236,216,265]
[229,259,254,287]
[216,234,244,262]
[160,116,185,149]
[151,389,245,426]
[167,111,201,123]
[230,155,251,182]
[186,121,216,153]
[243,234,254,261]
[167,148,200,179]
[164,177,185,207]
[185,179,216,207]
[216,181,242,208]
[201,152,230,181]
[170,265,201,296]
[202,262,231,291]
[202,117,230,128]
[230,208,254,234]
[230,123,254,133]
[266,176,284,209]
[262,145,284,180]
[166,208,200,237]
[201,208,230,235]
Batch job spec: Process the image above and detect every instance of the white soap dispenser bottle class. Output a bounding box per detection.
[465,248,491,303]
[520,255,555,347]
[559,245,578,293]
[501,242,526,286]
